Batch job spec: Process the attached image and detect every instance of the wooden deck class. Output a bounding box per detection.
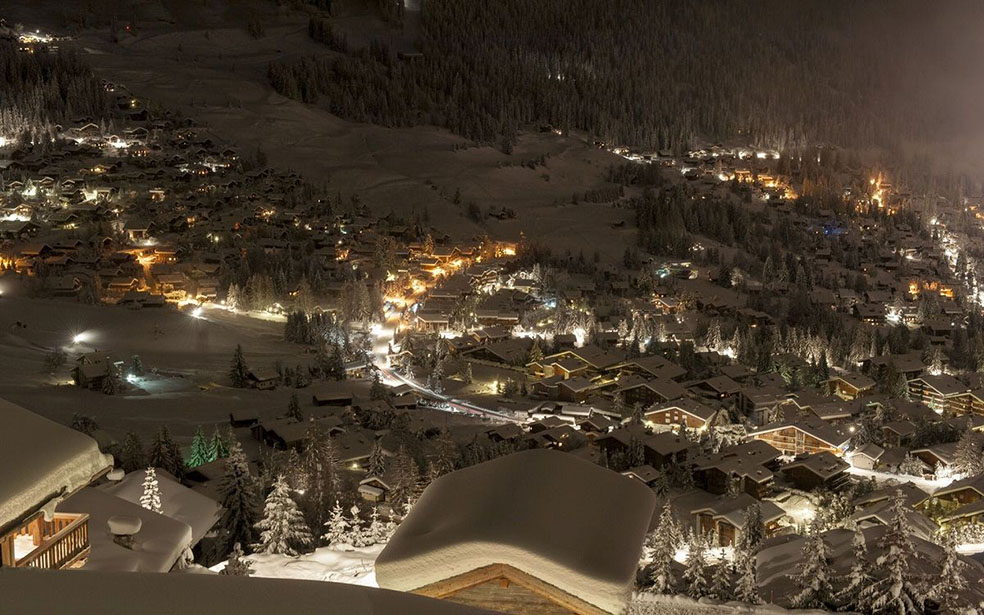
[1,512,90,569]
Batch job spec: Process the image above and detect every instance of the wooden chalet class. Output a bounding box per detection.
[747,417,850,456]
[779,452,850,491]
[0,398,113,569]
[644,398,716,430]
[822,373,876,401]
[692,493,785,547]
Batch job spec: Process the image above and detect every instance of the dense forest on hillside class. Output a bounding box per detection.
[0,42,110,139]
[271,1,983,154]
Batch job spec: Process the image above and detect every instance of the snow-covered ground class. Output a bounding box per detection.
[846,466,949,493]
[769,492,815,528]
[211,545,385,586]
[957,542,984,556]
[628,593,828,615]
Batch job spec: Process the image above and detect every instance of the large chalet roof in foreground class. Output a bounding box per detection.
[375,449,656,615]
[0,397,113,532]
[0,568,490,615]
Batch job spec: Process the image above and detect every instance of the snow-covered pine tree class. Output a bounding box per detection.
[365,506,388,546]
[301,422,341,534]
[898,453,926,477]
[347,505,366,547]
[221,542,254,576]
[837,530,876,612]
[734,553,760,604]
[366,440,386,478]
[933,532,968,612]
[186,426,211,468]
[683,531,709,599]
[733,503,764,572]
[648,501,680,593]
[952,423,983,478]
[139,467,163,514]
[791,531,834,609]
[211,427,230,460]
[322,500,349,547]
[219,441,262,551]
[434,428,460,476]
[148,425,183,477]
[253,474,313,556]
[858,489,925,615]
[708,559,733,601]
[651,467,670,496]
[705,319,723,352]
[391,446,422,509]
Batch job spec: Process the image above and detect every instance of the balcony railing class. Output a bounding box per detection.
[15,513,90,569]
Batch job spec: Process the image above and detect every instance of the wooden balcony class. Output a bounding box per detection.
[1,512,90,569]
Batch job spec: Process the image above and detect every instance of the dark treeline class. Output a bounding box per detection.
[0,42,111,138]
[273,1,979,153]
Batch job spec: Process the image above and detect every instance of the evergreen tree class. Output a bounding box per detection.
[684,531,709,599]
[369,371,389,400]
[221,542,254,576]
[897,453,927,477]
[346,505,366,547]
[705,319,723,352]
[230,344,250,388]
[791,532,834,609]
[528,338,544,364]
[118,431,147,473]
[139,467,163,514]
[148,425,183,478]
[130,354,144,377]
[734,553,760,604]
[286,392,303,422]
[322,500,349,547]
[186,426,211,468]
[952,424,983,478]
[733,503,765,573]
[219,441,262,551]
[102,363,122,395]
[367,440,387,478]
[933,532,967,613]
[328,343,346,380]
[709,560,733,601]
[364,506,389,546]
[390,445,421,509]
[928,346,944,376]
[70,412,99,435]
[300,422,341,533]
[838,530,876,612]
[649,502,681,593]
[858,490,925,615]
[253,474,313,556]
[210,427,230,460]
[434,428,460,476]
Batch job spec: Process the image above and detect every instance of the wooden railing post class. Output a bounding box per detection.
[16,513,90,569]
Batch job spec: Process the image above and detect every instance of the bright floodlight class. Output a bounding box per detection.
[72,332,87,344]
[191,307,204,319]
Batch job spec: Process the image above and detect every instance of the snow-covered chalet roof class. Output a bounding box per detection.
[0,397,113,532]
[101,469,222,546]
[375,449,656,614]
